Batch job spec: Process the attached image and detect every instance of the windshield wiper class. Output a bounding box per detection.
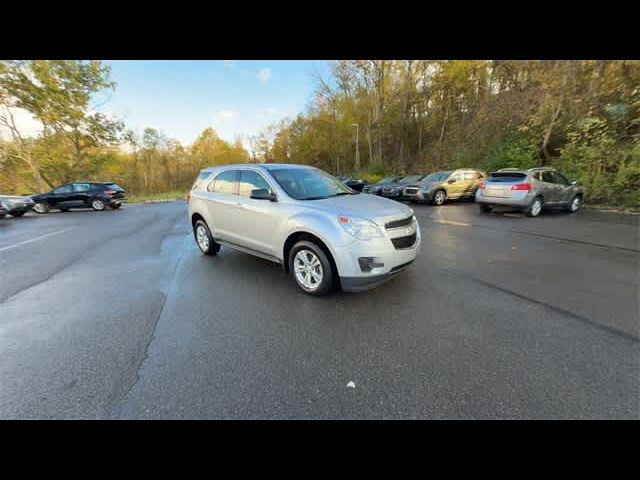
[298,196,330,200]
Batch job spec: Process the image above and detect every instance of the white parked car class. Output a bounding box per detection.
[187,164,421,295]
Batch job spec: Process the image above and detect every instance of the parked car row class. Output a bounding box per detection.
[0,181,127,218]
[358,166,583,217]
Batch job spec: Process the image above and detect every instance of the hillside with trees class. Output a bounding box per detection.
[266,60,640,208]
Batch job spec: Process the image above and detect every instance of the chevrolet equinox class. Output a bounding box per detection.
[188,164,421,296]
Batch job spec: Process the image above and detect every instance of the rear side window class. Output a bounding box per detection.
[208,170,238,195]
[104,183,124,191]
[238,170,271,197]
[489,172,527,182]
[541,172,555,183]
[73,183,92,192]
[463,172,483,180]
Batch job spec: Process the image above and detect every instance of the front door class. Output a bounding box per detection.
[50,184,74,208]
[446,172,465,198]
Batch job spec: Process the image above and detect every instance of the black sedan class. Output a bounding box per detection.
[0,195,35,217]
[31,181,127,213]
[339,177,369,192]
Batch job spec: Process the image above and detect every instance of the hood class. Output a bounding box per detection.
[297,193,413,225]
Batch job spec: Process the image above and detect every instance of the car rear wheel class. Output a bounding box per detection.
[289,240,334,296]
[91,199,106,211]
[194,219,220,256]
[433,190,447,206]
[33,202,50,214]
[479,203,493,213]
[526,196,543,217]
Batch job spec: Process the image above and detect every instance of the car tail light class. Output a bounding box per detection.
[186,192,191,203]
[104,189,116,195]
[478,182,485,189]
[511,183,532,191]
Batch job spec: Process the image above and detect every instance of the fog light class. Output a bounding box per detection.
[358,257,384,272]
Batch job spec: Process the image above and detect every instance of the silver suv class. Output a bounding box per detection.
[188,164,421,296]
[475,167,584,217]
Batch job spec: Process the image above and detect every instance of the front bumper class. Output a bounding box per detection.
[333,222,422,292]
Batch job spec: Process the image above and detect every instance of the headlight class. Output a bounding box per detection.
[338,215,383,240]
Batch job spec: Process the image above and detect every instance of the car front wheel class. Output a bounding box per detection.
[433,190,447,206]
[33,202,50,214]
[289,240,334,296]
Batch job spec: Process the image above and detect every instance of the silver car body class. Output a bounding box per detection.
[188,164,421,292]
[475,167,583,210]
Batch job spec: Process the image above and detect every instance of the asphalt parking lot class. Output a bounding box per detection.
[0,201,638,419]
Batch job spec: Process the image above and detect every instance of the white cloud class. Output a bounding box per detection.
[223,60,236,69]
[214,110,238,123]
[257,68,272,84]
[0,107,43,139]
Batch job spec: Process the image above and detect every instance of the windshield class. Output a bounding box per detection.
[399,175,424,184]
[422,171,451,182]
[270,168,355,200]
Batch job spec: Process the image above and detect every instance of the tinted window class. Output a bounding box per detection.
[239,171,271,197]
[541,172,555,183]
[105,183,124,191]
[270,168,352,200]
[73,183,92,192]
[489,172,527,183]
[551,172,570,186]
[208,170,238,195]
[53,185,72,194]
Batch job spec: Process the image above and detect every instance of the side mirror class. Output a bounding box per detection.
[448,178,456,184]
[250,188,276,201]
[570,180,577,186]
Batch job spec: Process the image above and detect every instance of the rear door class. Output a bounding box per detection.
[71,183,94,207]
[203,170,240,242]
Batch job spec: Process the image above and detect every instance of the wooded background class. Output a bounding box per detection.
[1,60,638,207]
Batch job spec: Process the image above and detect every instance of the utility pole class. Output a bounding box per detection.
[352,123,360,171]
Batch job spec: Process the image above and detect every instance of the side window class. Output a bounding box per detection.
[532,171,542,181]
[238,171,272,197]
[451,172,463,181]
[72,183,92,192]
[551,172,570,186]
[541,172,555,184]
[53,185,73,194]
[208,170,238,195]
[463,172,481,181]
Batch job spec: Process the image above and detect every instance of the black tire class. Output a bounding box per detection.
[565,195,582,213]
[33,202,50,214]
[110,203,122,210]
[288,240,335,296]
[10,211,25,217]
[59,208,69,212]
[90,198,106,211]
[432,189,447,206]
[193,219,220,256]
[526,196,544,217]
[479,203,493,213]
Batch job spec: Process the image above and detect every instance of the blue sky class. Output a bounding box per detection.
[99,60,334,146]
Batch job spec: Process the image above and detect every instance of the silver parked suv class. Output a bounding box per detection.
[188,164,421,295]
[475,167,584,217]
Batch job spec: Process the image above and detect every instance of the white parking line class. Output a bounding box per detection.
[0,228,74,253]
[433,219,471,227]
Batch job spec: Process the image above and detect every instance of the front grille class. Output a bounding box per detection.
[405,188,419,195]
[385,216,414,229]
[391,232,417,249]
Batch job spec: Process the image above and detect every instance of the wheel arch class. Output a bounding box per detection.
[282,230,339,280]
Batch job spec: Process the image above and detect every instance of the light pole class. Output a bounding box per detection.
[352,123,360,171]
